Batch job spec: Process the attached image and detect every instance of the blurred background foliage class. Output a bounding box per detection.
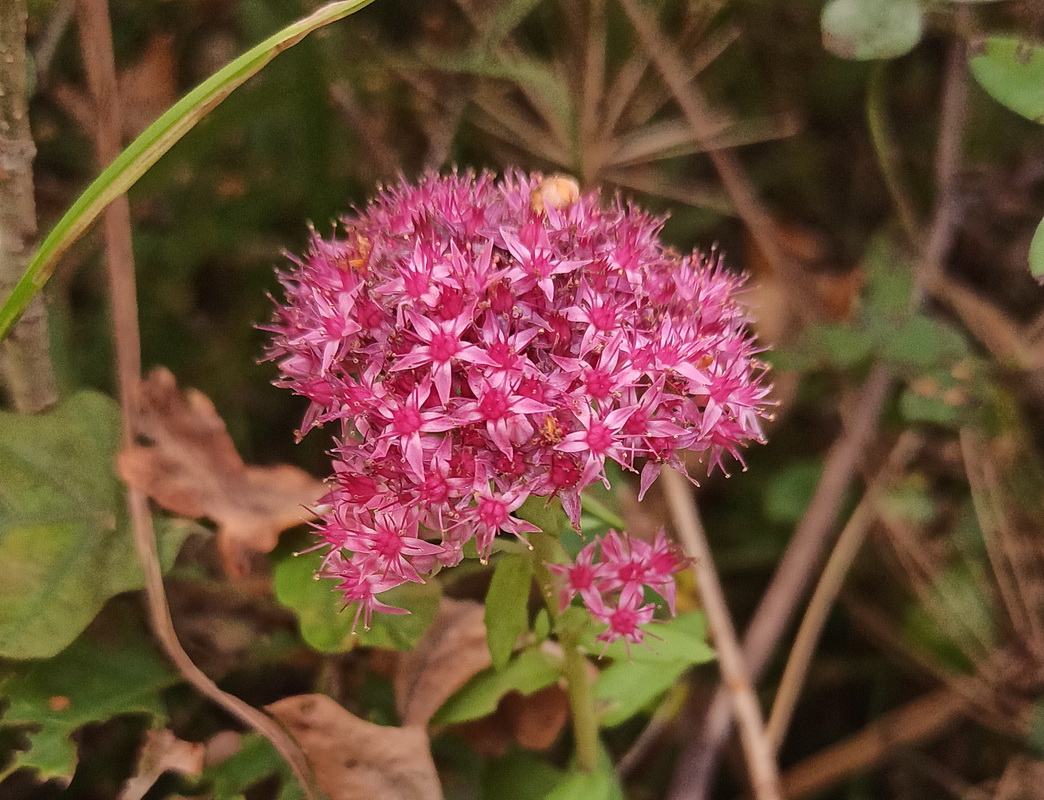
[5,0,1044,798]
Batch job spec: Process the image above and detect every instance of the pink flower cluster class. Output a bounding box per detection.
[268,171,768,629]
[550,530,685,646]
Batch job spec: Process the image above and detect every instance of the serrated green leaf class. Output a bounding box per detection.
[970,36,1044,124]
[0,392,192,659]
[432,648,560,726]
[1030,215,1044,281]
[0,627,178,781]
[485,553,534,671]
[272,543,441,652]
[822,0,923,61]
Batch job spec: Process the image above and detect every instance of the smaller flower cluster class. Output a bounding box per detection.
[549,529,685,645]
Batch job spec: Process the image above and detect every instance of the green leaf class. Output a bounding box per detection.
[0,627,179,781]
[0,392,192,659]
[272,543,441,653]
[589,611,714,665]
[482,750,563,800]
[0,0,376,340]
[970,36,1044,124]
[595,659,691,728]
[1031,215,1044,281]
[764,461,823,525]
[205,733,305,800]
[544,747,623,800]
[484,553,534,671]
[478,0,546,51]
[432,648,560,726]
[1029,697,1044,756]
[586,612,714,727]
[822,0,923,61]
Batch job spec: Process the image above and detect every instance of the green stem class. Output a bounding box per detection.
[558,626,600,772]
[866,60,920,245]
[524,501,600,773]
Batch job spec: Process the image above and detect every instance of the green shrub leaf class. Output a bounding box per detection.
[970,36,1044,124]
[0,392,192,659]
[1031,215,1044,281]
[484,553,534,671]
[432,647,560,726]
[822,0,923,61]
[272,542,441,653]
[586,612,714,727]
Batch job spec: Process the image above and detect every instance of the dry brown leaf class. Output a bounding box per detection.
[117,729,205,800]
[392,598,571,754]
[455,684,570,757]
[117,368,326,576]
[267,694,444,800]
[394,598,492,728]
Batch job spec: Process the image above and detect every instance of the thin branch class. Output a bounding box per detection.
[72,0,317,796]
[917,29,968,294]
[669,363,892,800]
[662,466,783,800]
[866,61,919,244]
[328,82,398,180]
[779,688,968,798]
[616,0,820,326]
[0,0,59,412]
[578,0,606,183]
[765,432,922,749]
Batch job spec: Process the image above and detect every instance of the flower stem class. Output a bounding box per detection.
[523,500,601,773]
[558,626,600,772]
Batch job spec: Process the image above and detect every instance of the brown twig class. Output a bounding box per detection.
[72,1,317,797]
[778,688,967,798]
[662,467,783,800]
[917,28,968,295]
[765,433,922,749]
[0,0,59,412]
[616,0,820,327]
[669,364,893,800]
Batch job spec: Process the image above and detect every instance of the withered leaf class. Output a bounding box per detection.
[266,694,443,800]
[394,598,492,728]
[118,368,326,576]
[118,729,204,800]
[393,598,570,752]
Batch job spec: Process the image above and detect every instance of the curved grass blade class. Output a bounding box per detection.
[0,0,376,340]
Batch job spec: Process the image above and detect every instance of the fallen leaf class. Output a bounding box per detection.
[393,598,570,753]
[394,599,491,727]
[118,729,205,800]
[266,694,443,800]
[118,368,326,576]
[455,684,570,757]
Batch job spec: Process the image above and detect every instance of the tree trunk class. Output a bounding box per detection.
[0,0,57,413]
